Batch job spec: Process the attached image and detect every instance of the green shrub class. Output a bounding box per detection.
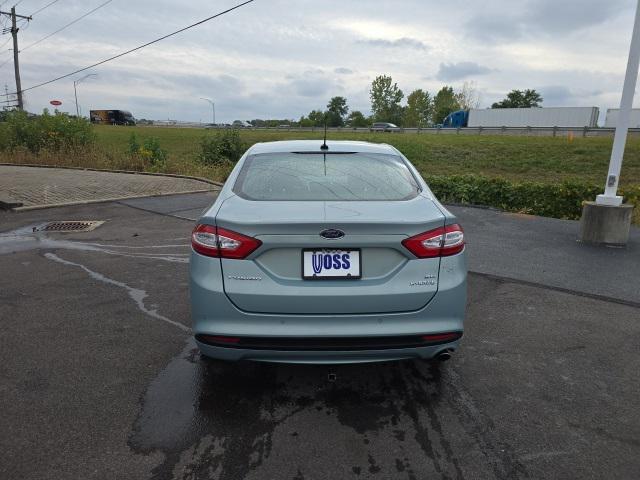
[128,132,140,156]
[0,109,95,153]
[127,133,167,169]
[426,174,639,220]
[198,128,244,166]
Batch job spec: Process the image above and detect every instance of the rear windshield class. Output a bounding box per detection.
[233,152,420,201]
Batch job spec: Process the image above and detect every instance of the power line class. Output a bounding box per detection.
[0,16,26,54]
[29,0,60,17]
[20,0,111,52]
[0,19,13,80]
[14,16,28,33]
[18,0,255,94]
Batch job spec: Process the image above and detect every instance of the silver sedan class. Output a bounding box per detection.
[190,140,466,364]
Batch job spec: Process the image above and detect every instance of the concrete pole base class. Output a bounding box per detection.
[579,201,634,246]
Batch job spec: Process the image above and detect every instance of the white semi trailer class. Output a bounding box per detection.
[604,109,640,128]
[467,107,600,128]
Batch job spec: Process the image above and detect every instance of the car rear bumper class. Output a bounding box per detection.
[189,250,466,364]
[195,340,461,364]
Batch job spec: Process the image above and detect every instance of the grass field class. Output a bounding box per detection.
[92,126,640,186]
[4,124,639,223]
[5,125,640,188]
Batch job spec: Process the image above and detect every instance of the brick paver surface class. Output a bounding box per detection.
[0,166,218,208]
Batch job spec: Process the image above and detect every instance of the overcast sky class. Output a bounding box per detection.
[0,0,638,122]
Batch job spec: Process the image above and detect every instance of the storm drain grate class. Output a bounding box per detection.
[34,220,104,233]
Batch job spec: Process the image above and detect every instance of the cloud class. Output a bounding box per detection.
[465,0,631,42]
[357,37,428,51]
[6,0,638,121]
[536,86,572,105]
[535,85,609,107]
[282,69,344,99]
[436,62,493,81]
[526,0,626,34]
[463,14,524,42]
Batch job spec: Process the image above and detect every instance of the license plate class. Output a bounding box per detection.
[302,249,361,279]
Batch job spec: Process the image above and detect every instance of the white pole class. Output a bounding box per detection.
[200,97,215,124]
[597,0,640,206]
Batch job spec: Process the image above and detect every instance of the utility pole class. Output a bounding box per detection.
[0,7,31,110]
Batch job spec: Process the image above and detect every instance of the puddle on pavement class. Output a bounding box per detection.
[128,340,453,479]
[0,223,190,262]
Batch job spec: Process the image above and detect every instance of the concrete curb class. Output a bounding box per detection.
[0,163,224,212]
[11,189,217,212]
[0,162,225,187]
[0,198,24,210]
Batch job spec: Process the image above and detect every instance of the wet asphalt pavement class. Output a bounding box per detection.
[0,194,639,480]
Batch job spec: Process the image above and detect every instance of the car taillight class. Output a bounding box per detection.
[402,224,464,258]
[191,224,262,259]
[197,335,241,344]
[421,332,462,343]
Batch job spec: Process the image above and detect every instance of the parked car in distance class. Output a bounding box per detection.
[232,120,253,128]
[190,140,467,365]
[370,122,399,132]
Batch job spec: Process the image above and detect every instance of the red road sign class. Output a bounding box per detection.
[49,100,62,106]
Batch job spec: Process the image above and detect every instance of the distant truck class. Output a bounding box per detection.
[441,111,469,128]
[604,109,640,128]
[90,110,136,125]
[442,107,600,128]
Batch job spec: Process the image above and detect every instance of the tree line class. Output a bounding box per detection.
[248,76,543,128]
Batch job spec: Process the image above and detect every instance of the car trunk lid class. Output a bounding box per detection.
[217,195,445,314]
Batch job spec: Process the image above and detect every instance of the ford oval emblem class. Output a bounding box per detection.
[320,228,345,239]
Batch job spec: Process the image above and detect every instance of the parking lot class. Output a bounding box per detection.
[1,192,639,480]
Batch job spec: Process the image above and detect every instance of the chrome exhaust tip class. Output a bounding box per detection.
[436,350,452,362]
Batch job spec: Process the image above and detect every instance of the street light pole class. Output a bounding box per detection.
[579,0,638,245]
[200,97,215,124]
[74,81,79,117]
[596,0,640,206]
[73,74,97,118]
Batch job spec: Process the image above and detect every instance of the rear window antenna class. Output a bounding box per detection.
[321,113,329,150]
